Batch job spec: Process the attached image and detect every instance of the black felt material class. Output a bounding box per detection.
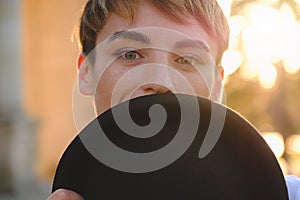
[52,94,288,200]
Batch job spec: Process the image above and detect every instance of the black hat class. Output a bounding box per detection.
[52,93,288,200]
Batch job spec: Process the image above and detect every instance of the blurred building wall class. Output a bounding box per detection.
[23,0,86,181]
[0,0,87,198]
[0,0,22,115]
[0,0,23,193]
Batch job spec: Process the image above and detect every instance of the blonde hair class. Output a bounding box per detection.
[79,0,229,65]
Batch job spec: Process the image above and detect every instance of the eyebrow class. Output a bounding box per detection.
[107,30,151,44]
[107,30,210,53]
[174,39,210,53]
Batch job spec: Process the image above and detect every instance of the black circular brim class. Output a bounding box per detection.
[52,93,288,200]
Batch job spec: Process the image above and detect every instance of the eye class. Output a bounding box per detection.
[113,48,144,63]
[175,55,198,65]
[123,50,142,60]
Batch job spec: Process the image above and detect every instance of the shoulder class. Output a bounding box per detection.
[285,175,300,200]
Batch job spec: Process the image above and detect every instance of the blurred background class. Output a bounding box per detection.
[0,0,299,199]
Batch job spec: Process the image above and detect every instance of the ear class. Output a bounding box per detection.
[211,66,224,102]
[78,53,95,95]
[218,66,224,80]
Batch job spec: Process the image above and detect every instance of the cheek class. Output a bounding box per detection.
[94,66,126,114]
[181,72,212,98]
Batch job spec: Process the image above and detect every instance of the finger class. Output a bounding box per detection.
[48,189,84,200]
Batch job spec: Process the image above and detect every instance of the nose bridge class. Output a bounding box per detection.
[150,49,169,66]
[143,50,175,92]
[152,52,174,89]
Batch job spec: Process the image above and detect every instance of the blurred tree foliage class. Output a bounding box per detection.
[226,64,300,138]
[225,0,300,138]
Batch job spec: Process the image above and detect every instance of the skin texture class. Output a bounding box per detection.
[78,2,221,115]
[49,2,221,200]
[48,189,84,200]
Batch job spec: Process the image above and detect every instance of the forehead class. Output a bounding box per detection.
[96,3,218,60]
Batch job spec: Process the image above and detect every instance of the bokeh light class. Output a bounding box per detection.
[217,0,232,17]
[258,63,278,89]
[228,16,246,38]
[261,132,285,158]
[278,158,289,175]
[223,0,300,176]
[286,134,300,155]
[222,1,300,88]
[221,49,243,76]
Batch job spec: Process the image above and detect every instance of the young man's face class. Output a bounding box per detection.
[79,3,222,115]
